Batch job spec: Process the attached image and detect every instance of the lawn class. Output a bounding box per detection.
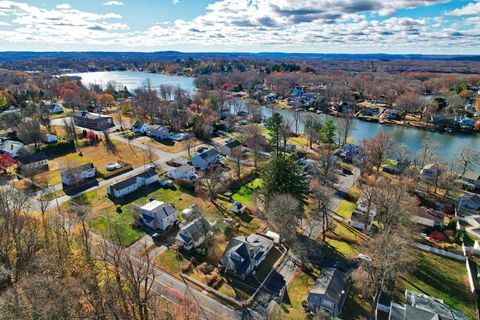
[323,221,367,260]
[395,249,475,320]
[281,269,318,319]
[335,200,356,220]
[231,178,263,208]
[155,248,190,274]
[137,136,203,153]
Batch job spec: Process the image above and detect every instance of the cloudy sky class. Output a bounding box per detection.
[0,0,479,54]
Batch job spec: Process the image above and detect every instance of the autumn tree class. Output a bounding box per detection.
[358,131,395,175]
[97,93,114,112]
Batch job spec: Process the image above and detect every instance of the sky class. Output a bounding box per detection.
[0,0,479,54]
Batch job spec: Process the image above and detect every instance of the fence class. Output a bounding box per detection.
[409,242,466,262]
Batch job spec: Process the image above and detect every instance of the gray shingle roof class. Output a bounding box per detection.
[110,168,156,192]
[17,152,47,165]
[199,148,219,160]
[309,267,349,305]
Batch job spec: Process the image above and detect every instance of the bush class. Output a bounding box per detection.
[175,178,195,192]
[180,262,193,273]
[116,205,122,213]
[224,225,234,238]
[39,139,75,157]
[198,262,214,274]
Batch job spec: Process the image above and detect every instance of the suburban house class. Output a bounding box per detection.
[48,103,64,114]
[411,207,445,227]
[60,162,96,186]
[72,111,114,130]
[0,140,24,158]
[420,163,441,181]
[349,210,373,232]
[219,233,274,278]
[307,267,350,318]
[139,200,178,231]
[166,164,197,180]
[461,170,480,190]
[458,117,475,130]
[220,140,242,156]
[131,121,150,134]
[192,149,220,169]
[107,167,158,198]
[147,125,169,140]
[175,218,211,250]
[381,290,465,320]
[44,133,58,143]
[17,152,48,173]
[458,192,480,212]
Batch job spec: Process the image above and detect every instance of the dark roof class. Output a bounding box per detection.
[132,121,145,129]
[17,152,47,165]
[223,140,241,150]
[177,218,210,244]
[199,148,219,160]
[64,162,94,175]
[219,234,273,275]
[309,267,349,305]
[110,168,156,192]
[73,111,112,120]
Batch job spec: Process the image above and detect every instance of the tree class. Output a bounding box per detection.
[292,109,301,135]
[358,131,394,175]
[320,118,336,144]
[417,137,438,168]
[315,147,339,185]
[265,194,302,242]
[337,115,356,146]
[0,154,14,173]
[16,118,44,149]
[266,112,283,154]
[230,146,243,178]
[242,124,267,169]
[199,165,224,206]
[0,94,7,110]
[261,154,309,210]
[456,144,480,177]
[309,180,333,241]
[184,136,195,157]
[303,115,322,149]
[247,102,263,123]
[64,117,80,153]
[97,93,114,112]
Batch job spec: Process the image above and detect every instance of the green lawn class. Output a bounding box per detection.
[281,267,320,319]
[89,208,144,246]
[396,249,475,320]
[335,200,356,220]
[232,178,263,208]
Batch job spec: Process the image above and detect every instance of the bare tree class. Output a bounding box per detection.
[198,165,224,207]
[16,118,45,149]
[185,136,195,157]
[265,193,302,242]
[303,115,322,149]
[102,129,118,155]
[358,131,394,175]
[309,181,333,241]
[336,114,356,146]
[417,137,438,168]
[456,144,480,177]
[242,124,267,170]
[315,147,339,185]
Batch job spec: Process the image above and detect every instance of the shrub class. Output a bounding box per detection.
[180,262,193,273]
[176,178,195,192]
[224,225,234,238]
[39,139,75,157]
[116,205,122,213]
[198,262,213,274]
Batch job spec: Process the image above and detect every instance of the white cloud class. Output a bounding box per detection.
[103,1,124,6]
[56,3,71,10]
[172,0,180,5]
[446,1,480,16]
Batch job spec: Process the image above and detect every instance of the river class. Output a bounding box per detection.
[69,71,479,161]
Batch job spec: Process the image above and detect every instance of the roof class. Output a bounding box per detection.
[176,218,210,244]
[73,111,112,119]
[148,124,167,132]
[110,168,156,192]
[0,140,23,152]
[390,302,439,320]
[309,267,349,305]
[132,121,145,129]
[219,233,273,275]
[141,200,176,219]
[178,164,195,173]
[17,152,47,165]
[198,148,219,160]
[64,162,94,175]
[462,193,480,205]
[223,140,241,150]
[463,170,480,181]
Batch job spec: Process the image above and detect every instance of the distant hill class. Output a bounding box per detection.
[0,51,479,62]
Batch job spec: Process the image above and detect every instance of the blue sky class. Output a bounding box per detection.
[0,0,479,54]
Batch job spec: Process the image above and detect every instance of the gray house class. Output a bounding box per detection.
[219,233,274,278]
[307,267,350,318]
[175,218,211,251]
[192,149,220,169]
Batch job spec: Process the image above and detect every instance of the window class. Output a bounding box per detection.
[230,252,244,262]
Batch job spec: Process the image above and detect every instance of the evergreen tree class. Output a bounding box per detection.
[266,112,283,154]
[261,154,309,210]
[320,118,336,144]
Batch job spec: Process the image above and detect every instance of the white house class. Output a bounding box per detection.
[107,168,158,198]
[220,140,242,156]
[17,152,48,173]
[192,149,220,169]
[461,170,480,190]
[0,140,24,158]
[61,162,96,186]
[166,164,197,180]
[175,218,211,250]
[147,125,169,140]
[139,200,178,231]
[349,211,373,232]
[131,121,150,134]
[48,103,64,114]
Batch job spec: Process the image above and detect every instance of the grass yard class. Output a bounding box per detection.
[281,269,318,319]
[155,249,191,274]
[231,178,263,208]
[342,285,372,320]
[395,249,476,320]
[137,136,203,153]
[335,200,356,220]
[324,221,366,260]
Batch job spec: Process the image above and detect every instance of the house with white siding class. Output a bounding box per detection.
[139,200,178,231]
[107,168,158,198]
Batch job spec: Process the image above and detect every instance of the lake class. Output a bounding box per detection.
[70,71,479,161]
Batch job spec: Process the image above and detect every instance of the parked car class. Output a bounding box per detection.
[231,202,246,214]
[166,160,181,167]
[197,146,209,153]
[105,162,127,171]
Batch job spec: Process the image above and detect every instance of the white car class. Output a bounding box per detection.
[106,162,121,171]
